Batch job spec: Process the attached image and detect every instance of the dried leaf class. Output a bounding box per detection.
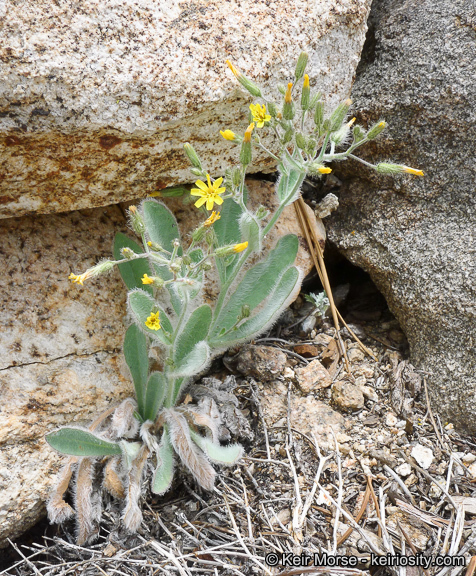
[123,445,150,532]
[47,456,77,524]
[111,398,139,439]
[103,457,126,499]
[74,458,98,546]
[164,408,215,490]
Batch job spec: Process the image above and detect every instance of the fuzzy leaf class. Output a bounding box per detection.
[213,198,244,285]
[128,290,173,345]
[277,151,306,206]
[172,340,210,377]
[46,428,122,457]
[190,431,243,465]
[174,305,212,366]
[142,199,180,250]
[143,371,167,421]
[113,233,152,294]
[212,266,300,348]
[142,199,183,315]
[124,325,148,417]
[152,428,175,495]
[209,235,299,341]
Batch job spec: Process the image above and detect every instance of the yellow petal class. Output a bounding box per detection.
[214,196,224,205]
[194,197,207,208]
[190,188,205,197]
[194,180,209,191]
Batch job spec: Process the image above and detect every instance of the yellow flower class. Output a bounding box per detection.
[233,241,248,253]
[318,167,332,174]
[249,103,271,128]
[141,273,154,285]
[220,129,236,141]
[403,167,424,176]
[243,123,255,142]
[68,272,88,285]
[303,74,310,90]
[191,174,226,211]
[204,211,221,227]
[145,311,161,331]
[347,117,356,127]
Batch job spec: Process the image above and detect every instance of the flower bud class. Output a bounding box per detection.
[232,167,242,187]
[282,127,294,144]
[314,100,324,130]
[169,261,182,273]
[141,274,165,289]
[121,247,135,259]
[283,83,295,120]
[307,137,317,155]
[147,240,164,252]
[376,163,424,176]
[68,260,115,286]
[267,101,278,117]
[226,60,262,97]
[240,123,254,166]
[309,92,322,110]
[295,132,307,150]
[301,74,310,110]
[183,143,202,169]
[255,205,269,220]
[215,241,248,257]
[128,206,145,236]
[190,167,204,177]
[200,262,213,271]
[309,163,332,176]
[329,99,352,132]
[352,125,366,143]
[240,304,251,318]
[182,255,192,266]
[366,120,387,140]
[294,52,308,81]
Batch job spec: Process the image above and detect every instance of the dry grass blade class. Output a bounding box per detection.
[465,556,476,576]
[336,476,371,547]
[395,498,448,528]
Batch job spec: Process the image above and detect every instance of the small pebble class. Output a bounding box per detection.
[386,413,398,427]
[411,444,434,469]
[395,463,412,477]
[462,453,476,464]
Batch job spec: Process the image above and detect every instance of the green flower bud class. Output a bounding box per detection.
[232,167,242,187]
[240,304,251,318]
[182,255,192,266]
[314,100,324,130]
[190,167,204,177]
[309,163,332,176]
[295,132,307,150]
[150,187,187,199]
[147,240,164,252]
[277,84,286,96]
[329,99,352,132]
[255,205,269,220]
[352,125,366,143]
[200,262,213,271]
[294,52,308,81]
[322,119,331,132]
[169,261,181,273]
[128,206,145,236]
[366,121,387,140]
[121,247,135,259]
[301,74,310,110]
[307,137,317,155]
[240,123,254,167]
[267,101,278,117]
[309,92,322,110]
[282,127,294,144]
[376,163,424,176]
[183,143,202,169]
[226,60,262,97]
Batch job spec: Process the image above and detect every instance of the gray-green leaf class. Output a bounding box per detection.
[113,232,152,294]
[46,428,122,457]
[124,324,148,418]
[151,429,175,495]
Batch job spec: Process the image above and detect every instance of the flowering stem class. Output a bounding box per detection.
[347,154,377,169]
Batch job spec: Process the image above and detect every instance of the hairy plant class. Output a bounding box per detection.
[46,52,423,544]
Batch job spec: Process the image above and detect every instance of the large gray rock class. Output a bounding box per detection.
[0,0,371,218]
[327,0,476,431]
